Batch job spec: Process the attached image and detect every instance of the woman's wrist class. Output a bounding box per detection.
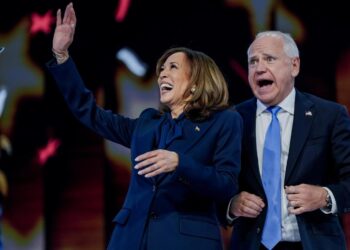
[52,48,69,64]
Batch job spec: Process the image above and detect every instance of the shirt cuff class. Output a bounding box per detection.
[226,196,238,224]
[320,187,337,214]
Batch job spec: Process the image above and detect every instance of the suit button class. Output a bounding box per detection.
[152,185,157,192]
[257,227,261,234]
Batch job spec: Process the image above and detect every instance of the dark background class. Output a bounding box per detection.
[1,0,350,249]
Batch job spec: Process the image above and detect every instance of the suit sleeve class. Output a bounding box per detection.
[173,111,242,203]
[46,57,137,148]
[327,105,350,213]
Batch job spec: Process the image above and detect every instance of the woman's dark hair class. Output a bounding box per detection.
[156,47,229,120]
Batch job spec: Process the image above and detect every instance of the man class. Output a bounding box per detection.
[228,31,350,250]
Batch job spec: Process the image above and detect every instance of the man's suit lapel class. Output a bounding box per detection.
[285,91,314,183]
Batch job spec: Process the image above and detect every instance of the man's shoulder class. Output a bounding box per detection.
[299,91,344,110]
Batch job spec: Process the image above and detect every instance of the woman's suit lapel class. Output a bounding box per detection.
[156,116,217,184]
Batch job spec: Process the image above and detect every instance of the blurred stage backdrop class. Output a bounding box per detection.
[1,0,350,249]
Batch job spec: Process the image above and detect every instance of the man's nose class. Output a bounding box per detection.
[255,60,267,72]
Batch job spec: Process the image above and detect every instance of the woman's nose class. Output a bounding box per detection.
[159,73,165,80]
[159,69,169,78]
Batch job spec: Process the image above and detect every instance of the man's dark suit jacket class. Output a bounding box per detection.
[47,58,243,250]
[231,90,350,250]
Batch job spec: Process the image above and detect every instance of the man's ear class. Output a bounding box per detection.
[291,57,300,77]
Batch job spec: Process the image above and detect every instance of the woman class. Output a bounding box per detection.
[47,3,242,250]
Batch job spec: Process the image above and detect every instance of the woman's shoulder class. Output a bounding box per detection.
[139,108,162,119]
[202,108,243,132]
[213,107,242,120]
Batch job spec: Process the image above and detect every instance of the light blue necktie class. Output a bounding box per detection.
[261,106,282,250]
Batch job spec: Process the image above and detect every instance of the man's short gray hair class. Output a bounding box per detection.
[247,31,299,58]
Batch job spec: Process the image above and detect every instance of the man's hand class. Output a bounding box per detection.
[230,191,265,218]
[285,184,328,215]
